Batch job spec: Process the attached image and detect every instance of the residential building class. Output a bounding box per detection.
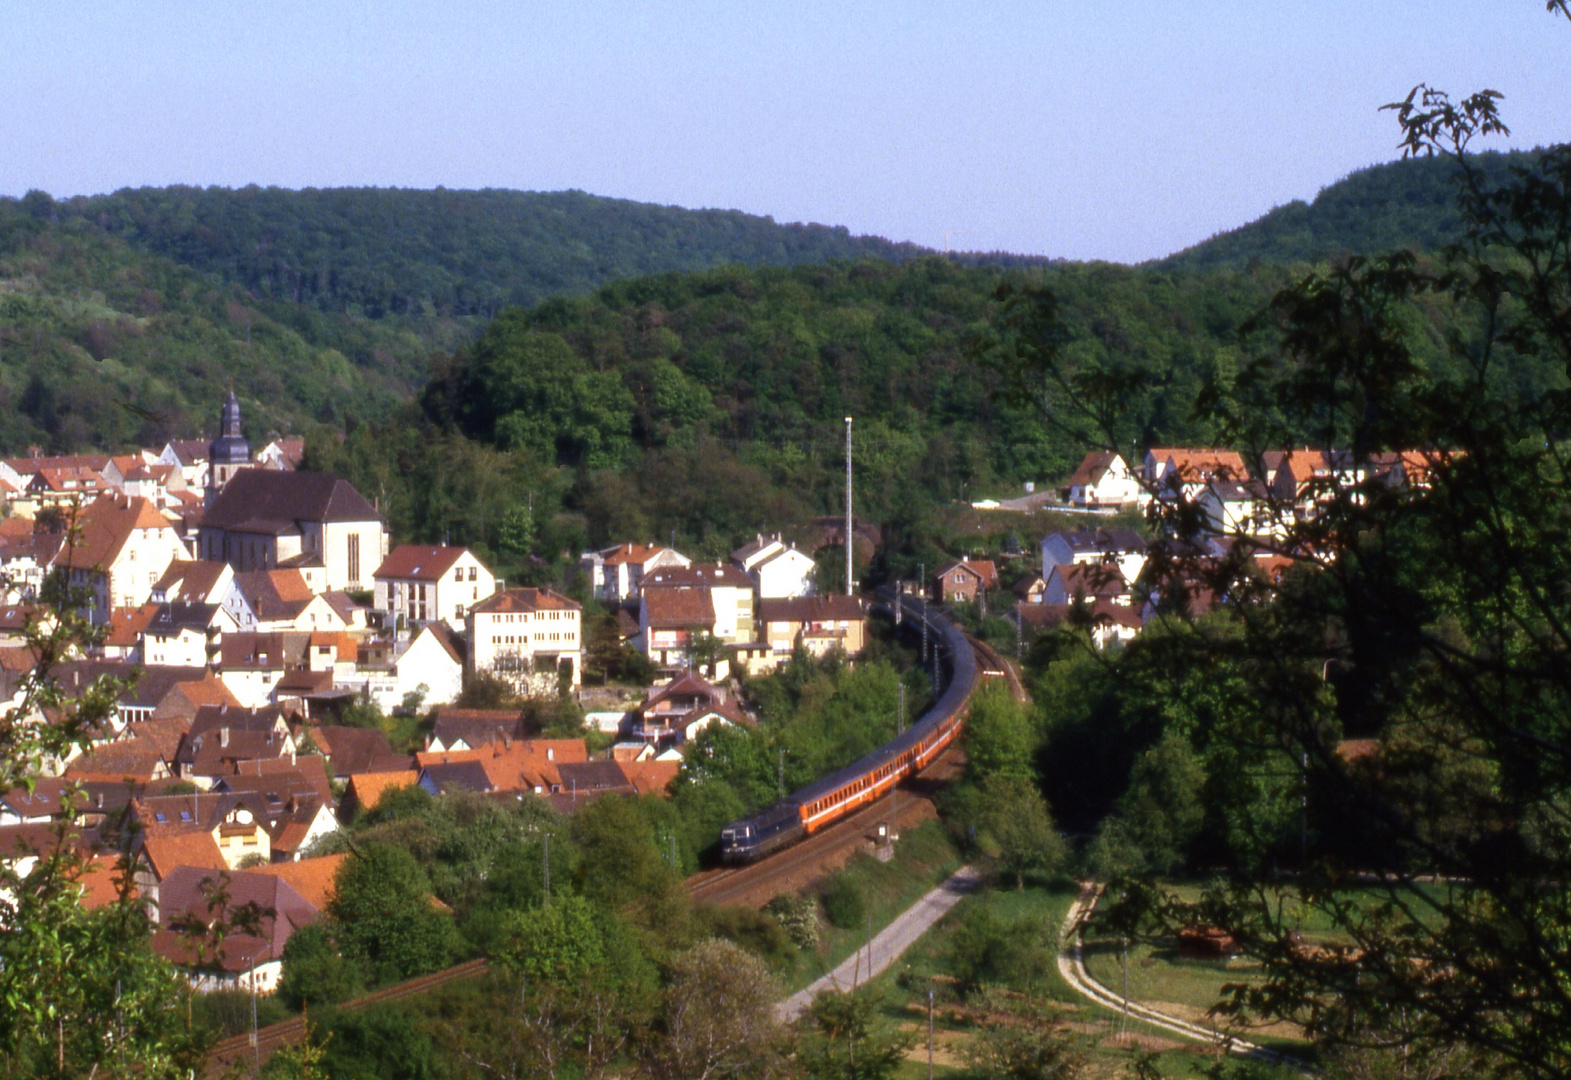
[1062,451,1141,508]
[628,672,745,747]
[56,495,188,623]
[152,866,318,992]
[255,437,305,472]
[932,557,999,605]
[198,470,387,593]
[373,544,495,631]
[225,569,347,633]
[151,560,234,605]
[1013,600,1143,650]
[424,708,525,754]
[578,542,690,604]
[1143,447,1248,502]
[732,534,817,599]
[758,594,869,662]
[643,564,755,642]
[1042,563,1133,607]
[467,588,582,693]
[637,586,716,671]
[142,602,236,668]
[1040,528,1148,587]
[351,623,464,711]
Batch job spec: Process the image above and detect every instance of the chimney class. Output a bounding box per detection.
[220,727,230,747]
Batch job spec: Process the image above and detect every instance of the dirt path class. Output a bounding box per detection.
[776,864,981,1022]
[1055,882,1309,1071]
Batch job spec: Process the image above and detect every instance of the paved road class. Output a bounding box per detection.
[777,864,981,1022]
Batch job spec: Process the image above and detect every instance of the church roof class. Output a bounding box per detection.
[203,470,381,532]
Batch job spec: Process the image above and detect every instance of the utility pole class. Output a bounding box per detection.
[865,911,873,988]
[543,835,550,904]
[890,684,905,840]
[928,986,935,1080]
[1121,936,1130,1040]
[844,417,854,597]
[778,747,786,801]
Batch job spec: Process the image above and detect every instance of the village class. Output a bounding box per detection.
[0,393,1443,996]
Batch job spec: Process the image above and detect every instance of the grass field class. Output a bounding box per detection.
[816,877,1309,1080]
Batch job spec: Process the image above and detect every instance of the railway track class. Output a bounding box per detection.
[966,633,1029,704]
[209,958,489,1069]
[213,627,991,1072]
[690,739,964,908]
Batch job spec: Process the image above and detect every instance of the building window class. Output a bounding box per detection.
[348,534,361,584]
[468,567,477,581]
[454,567,463,582]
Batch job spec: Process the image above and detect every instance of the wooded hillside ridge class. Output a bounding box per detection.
[1155,149,1534,272]
[32,185,1021,320]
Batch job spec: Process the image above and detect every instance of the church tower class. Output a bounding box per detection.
[206,391,252,505]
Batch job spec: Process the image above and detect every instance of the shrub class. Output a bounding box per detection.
[820,873,866,931]
[764,893,820,951]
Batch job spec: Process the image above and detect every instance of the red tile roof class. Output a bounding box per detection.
[55,495,176,571]
[105,604,160,648]
[1065,450,1122,488]
[641,587,715,629]
[757,593,868,625]
[373,544,468,582]
[248,853,347,910]
[471,587,580,615]
[600,542,670,567]
[139,830,227,880]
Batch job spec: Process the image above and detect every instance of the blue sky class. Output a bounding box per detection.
[4,2,1568,262]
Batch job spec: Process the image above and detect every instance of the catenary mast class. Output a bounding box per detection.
[844,417,854,596]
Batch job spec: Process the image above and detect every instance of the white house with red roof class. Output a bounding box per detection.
[1062,451,1141,509]
[578,542,690,604]
[56,495,189,623]
[373,544,496,632]
[1142,447,1248,504]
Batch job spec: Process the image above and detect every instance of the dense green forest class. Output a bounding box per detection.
[56,186,937,320]
[307,254,1320,578]
[0,194,438,450]
[1,154,1521,566]
[1157,150,1531,272]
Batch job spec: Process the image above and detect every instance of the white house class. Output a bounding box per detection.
[1042,563,1133,608]
[353,624,464,711]
[1041,528,1148,587]
[732,534,816,599]
[142,602,238,668]
[56,495,189,624]
[1062,451,1141,508]
[578,543,690,604]
[198,470,388,593]
[1197,479,1279,539]
[467,588,583,694]
[373,545,496,632]
[224,570,348,634]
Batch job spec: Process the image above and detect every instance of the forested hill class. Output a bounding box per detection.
[51,186,942,320]
[1155,150,1532,273]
